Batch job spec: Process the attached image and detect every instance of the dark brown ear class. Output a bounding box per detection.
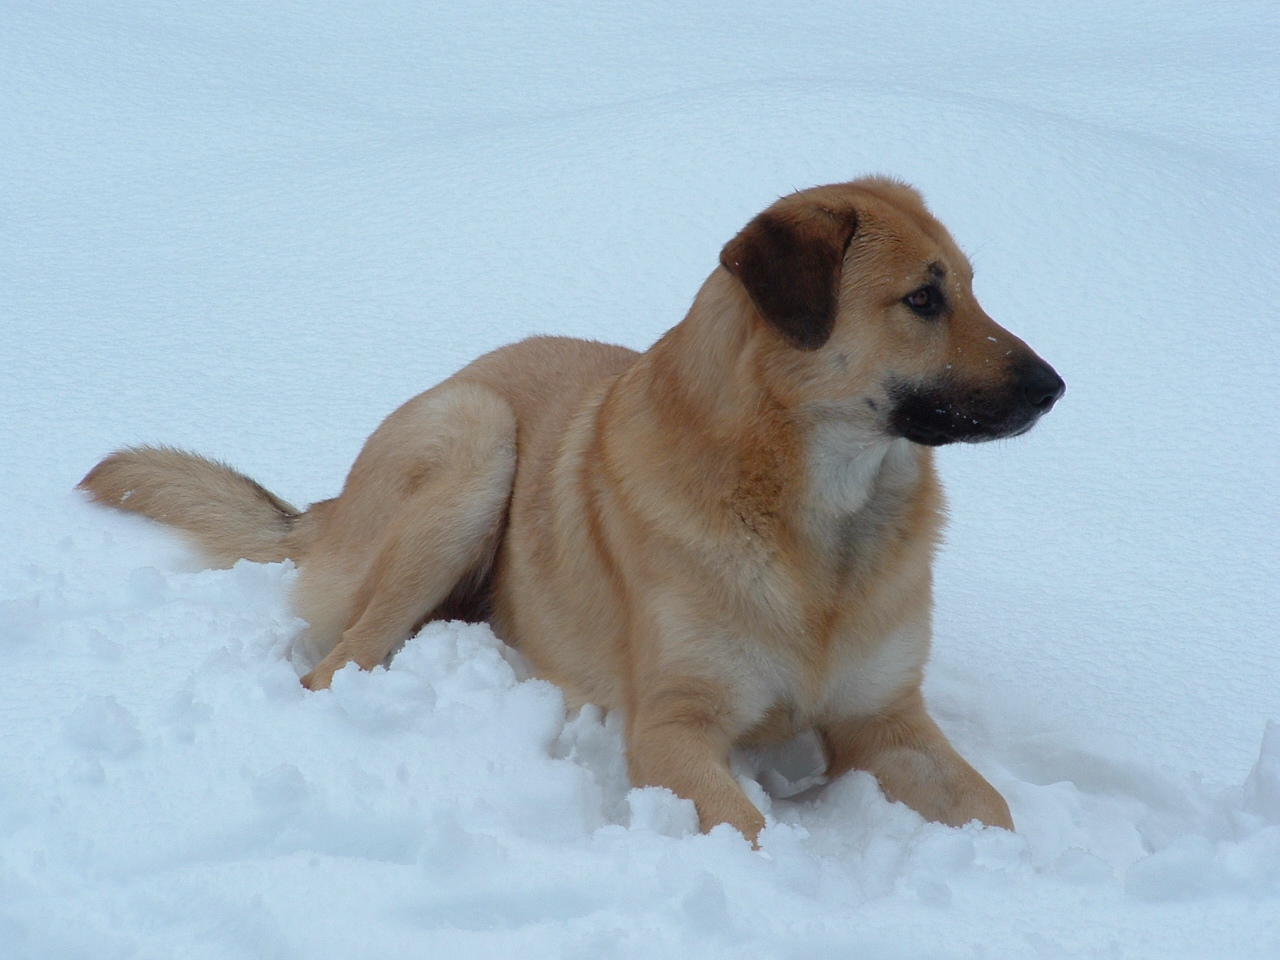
[720,206,857,350]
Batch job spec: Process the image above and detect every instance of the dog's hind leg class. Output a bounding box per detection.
[297,381,516,690]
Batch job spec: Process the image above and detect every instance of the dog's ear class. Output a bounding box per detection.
[720,206,858,350]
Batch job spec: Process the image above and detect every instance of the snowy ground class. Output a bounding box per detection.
[2,2,1279,957]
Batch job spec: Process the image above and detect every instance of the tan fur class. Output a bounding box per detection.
[81,178,1068,843]
[79,446,319,566]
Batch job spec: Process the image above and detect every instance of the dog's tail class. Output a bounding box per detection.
[78,446,319,567]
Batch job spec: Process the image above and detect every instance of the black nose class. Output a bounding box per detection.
[1022,360,1065,412]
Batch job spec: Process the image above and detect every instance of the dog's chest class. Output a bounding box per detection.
[726,616,929,739]
[719,437,931,733]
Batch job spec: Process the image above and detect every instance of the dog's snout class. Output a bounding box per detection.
[1021,360,1065,413]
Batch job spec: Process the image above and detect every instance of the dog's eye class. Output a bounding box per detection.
[904,285,945,318]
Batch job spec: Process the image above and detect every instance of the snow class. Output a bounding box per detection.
[2,1,1278,956]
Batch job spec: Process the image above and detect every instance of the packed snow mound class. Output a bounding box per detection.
[1,552,1276,958]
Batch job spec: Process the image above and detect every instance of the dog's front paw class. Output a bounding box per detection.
[941,777,1014,831]
[299,663,337,691]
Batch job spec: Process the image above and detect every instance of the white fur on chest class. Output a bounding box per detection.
[653,427,929,731]
[809,421,889,515]
[660,610,930,732]
[807,425,918,519]
[816,620,930,718]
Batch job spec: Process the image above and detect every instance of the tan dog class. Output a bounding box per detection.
[81,177,1063,843]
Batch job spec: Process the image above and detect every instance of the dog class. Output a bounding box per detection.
[81,177,1063,843]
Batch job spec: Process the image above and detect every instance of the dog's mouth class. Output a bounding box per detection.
[886,360,1064,447]
[894,414,1036,446]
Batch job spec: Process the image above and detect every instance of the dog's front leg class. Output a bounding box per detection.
[625,679,766,844]
[819,690,1013,831]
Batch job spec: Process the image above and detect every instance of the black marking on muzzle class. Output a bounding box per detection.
[886,356,1064,446]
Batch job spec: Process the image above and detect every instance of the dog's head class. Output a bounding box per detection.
[720,178,1063,445]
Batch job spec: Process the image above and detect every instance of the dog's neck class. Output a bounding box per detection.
[646,268,761,435]
[639,269,924,529]
[806,424,916,517]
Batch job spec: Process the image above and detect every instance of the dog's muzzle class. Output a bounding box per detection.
[887,357,1065,446]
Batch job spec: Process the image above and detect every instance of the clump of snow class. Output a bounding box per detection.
[2,0,1278,956]
[0,557,1276,957]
